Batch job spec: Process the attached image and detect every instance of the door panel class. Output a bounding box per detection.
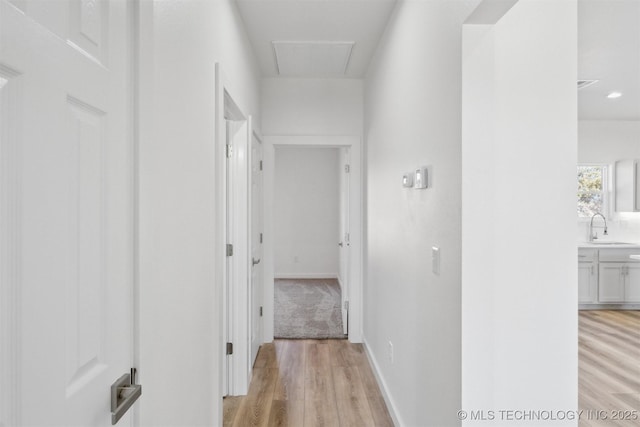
[577,263,596,304]
[599,264,625,303]
[625,263,640,302]
[1,1,134,424]
[338,148,350,335]
[250,131,263,366]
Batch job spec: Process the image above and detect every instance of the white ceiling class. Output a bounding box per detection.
[578,0,640,120]
[236,0,639,120]
[235,0,397,78]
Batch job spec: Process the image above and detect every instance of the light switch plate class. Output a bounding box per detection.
[432,246,440,275]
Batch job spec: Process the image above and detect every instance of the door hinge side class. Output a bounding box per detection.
[226,342,233,355]
[226,144,233,158]
[260,306,263,317]
[259,233,263,244]
[259,160,263,171]
[344,164,350,173]
[344,301,349,310]
[226,244,233,257]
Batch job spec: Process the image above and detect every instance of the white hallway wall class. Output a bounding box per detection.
[274,146,340,278]
[138,0,260,425]
[578,120,640,242]
[363,1,477,425]
[365,0,578,426]
[462,1,577,426]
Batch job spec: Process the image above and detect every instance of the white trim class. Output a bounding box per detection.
[363,337,403,427]
[0,65,22,427]
[216,64,252,397]
[275,274,338,280]
[263,135,363,343]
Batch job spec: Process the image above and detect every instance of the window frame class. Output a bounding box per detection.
[577,163,610,220]
[576,162,613,222]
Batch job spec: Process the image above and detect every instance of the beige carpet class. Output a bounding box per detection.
[274,278,345,339]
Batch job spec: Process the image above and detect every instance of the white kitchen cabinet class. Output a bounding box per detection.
[599,263,626,302]
[625,263,640,302]
[598,262,640,303]
[615,159,640,212]
[578,246,640,307]
[578,262,598,303]
[578,249,598,304]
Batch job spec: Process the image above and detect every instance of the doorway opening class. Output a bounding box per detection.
[262,135,362,344]
[272,146,349,339]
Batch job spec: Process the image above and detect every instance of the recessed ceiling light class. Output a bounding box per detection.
[607,91,622,99]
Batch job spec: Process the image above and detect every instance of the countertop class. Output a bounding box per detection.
[578,242,640,249]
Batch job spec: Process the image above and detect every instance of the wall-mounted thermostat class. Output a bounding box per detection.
[414,166,428,189]
[402,172,414,188]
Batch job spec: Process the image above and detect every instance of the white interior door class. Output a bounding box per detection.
[222,99,250,395]
[223,119,232,396]
[0,0,135,425]
[338,148,350,335]
[250,131,263,366]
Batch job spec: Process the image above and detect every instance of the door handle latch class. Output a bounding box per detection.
[252,258,261,266]
[111,371,142,425]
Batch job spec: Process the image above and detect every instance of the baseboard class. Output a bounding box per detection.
[274,273,338,280]
[363,337,403,427]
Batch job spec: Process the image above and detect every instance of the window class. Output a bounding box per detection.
[577,164,608,218]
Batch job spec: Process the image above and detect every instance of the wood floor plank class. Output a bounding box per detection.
[223,396,243,427]
[304,397,340,427]
[365,391,395,427]
[306,341,331,372]
[254,343,277,369]
[232,368,278,427]
[332,366,376,427]
[579,310,640,427]
[267,399,304,427]
[225,338,393,427]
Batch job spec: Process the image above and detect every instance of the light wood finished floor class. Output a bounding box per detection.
[224,339,394,427]
[579,310,640,427]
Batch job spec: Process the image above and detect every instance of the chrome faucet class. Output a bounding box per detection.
[589,213,608,242]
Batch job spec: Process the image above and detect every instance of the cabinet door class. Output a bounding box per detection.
[615,159,639,212]
[578,262,597,304]
[599,263,625,302]
[624,264,640,302]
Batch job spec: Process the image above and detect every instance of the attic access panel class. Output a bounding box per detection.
[272,41,355,77]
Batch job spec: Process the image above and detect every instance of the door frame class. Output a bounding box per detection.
[263,135,363,343]
[215,64,252,397]
[0,64,22,427]
[249,129,264,367]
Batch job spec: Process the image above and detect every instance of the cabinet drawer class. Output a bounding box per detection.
[578,249,597,262]
[598,249,640,262]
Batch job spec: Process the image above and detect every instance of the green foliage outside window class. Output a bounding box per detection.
[578,165,605,217]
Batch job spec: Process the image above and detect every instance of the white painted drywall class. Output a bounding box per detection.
[578,120,640,242]
[462,1,578,425]
[274,146,340,277]
[261,78,363,135]
[363,1,479,425]
[138,1,260,425]
[579,121,640,162]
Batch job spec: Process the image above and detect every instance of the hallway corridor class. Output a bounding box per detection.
[224,340,394,426]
